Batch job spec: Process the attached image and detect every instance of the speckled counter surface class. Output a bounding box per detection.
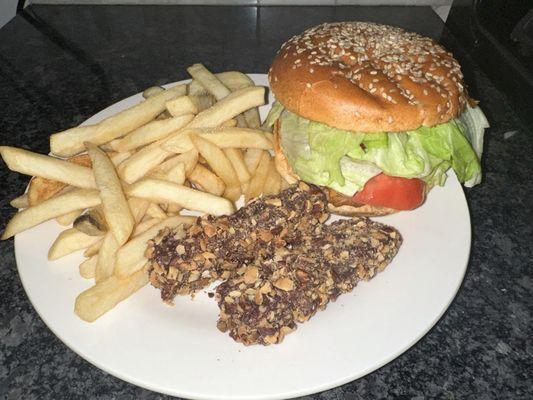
[0,5,531,399]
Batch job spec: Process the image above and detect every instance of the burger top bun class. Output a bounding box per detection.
[269,22,469,133]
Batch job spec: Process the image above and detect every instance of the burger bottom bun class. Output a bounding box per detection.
[273,125,398,217]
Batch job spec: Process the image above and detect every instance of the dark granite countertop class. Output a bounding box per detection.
[0,5,531,400]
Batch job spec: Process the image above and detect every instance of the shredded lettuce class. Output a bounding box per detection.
[276,105,488,196]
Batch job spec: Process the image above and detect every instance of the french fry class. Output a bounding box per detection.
[189,164,225,196]
[48,228,101,260]
[84,238,103,257]
[56,209,83,226]
[189,135,240,198]
[189,94,216,112]
[114,113,194,152]
[117,142,172,184]
[244,148,264,176]
[263,157,282,196]
[221,119,237,127]
[186,86,265,129]
[166,203,181,215]
[145,203,168,219]
[153,149,198,177]
[151,162,186,185]
[281,177,291,190]
[224,148,251,188]
[10,194,28,209]
[127,178,235,216]
[79,256,97,279]
[109,151,133,167]
[0,146,96,189]
[50,84,186,157]
[187,63,232,101]
[1,189,101,240]
[128,197,150,224]
[95,232,119,282]
[75,265,149,322]
[243,107,261,129]
[165,96,198,117]
[114,216,195,278]
[132,218,162,237]
[86,143,134,246]
[164,128,273,152]
[245,151,270,203]
[188,71,253,95]
[142,86,165,99]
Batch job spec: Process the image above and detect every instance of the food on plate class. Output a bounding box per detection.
[73,207,108,236]
[216,217,402,345]
[265,22,489,216]
[50,84,186,157]
[1,64,283,321]
[146,182,328,302]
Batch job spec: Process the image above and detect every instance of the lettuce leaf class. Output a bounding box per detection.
[278,106,487,196]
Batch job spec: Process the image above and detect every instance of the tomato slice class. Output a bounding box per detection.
[353,174,426,210]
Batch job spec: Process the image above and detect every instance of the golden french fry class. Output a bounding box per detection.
[166,203,182,215]
[281,177,291,190]
[224,148,251,188]
[189,164,225,196]
[153,149,198,177]
[165,96,198,117]
[188,71,253,95]
[151,162,186,185]
[244,108,261,129]
[95,232,119,283]
[115,114,194,152]
[235,114,248,128]
[56,209,83,226]
[50,85,186,157]
[114,216,195,278]
[0,146,96,189]
[109,151,132,168]
[79,256,97,279]
[186,86,265,129]
[84,238,103,257]
[142,86,165,99]
[145,203,168,219]
[189,94,216,112]
[221,119,237,127]
[263,157,282,196]
[187,63,232,101]
[127,178,235,216]
[86,143,134,246]
[1,189,101,240]
[245,151,270,203]
[75,265,149,322]
[132,218,162,237]
[223,186,241,202]
[164,128,273,152]
[128,197,150,224]
[10,194,29,209]
[48,228,101,260]
[117,142,171,184]
[189,135,240,196]
[244,148,264,176]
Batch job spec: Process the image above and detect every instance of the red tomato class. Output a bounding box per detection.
[353,174,426,210]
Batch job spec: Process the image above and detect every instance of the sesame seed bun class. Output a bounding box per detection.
[272,122,398,217]
[269,22,469,133]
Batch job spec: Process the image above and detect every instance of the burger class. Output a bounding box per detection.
[265,22,489,216]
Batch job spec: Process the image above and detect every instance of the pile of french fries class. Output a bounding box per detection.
[1,65,288,322]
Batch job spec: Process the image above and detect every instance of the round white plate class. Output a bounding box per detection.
[15,74,470,400]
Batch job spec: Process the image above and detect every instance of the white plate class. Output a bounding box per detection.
[15,74,470,400]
